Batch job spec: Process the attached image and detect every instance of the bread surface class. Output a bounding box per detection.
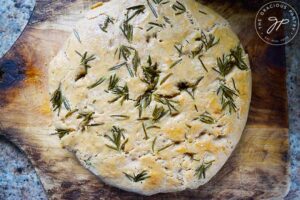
[48,0,251,195]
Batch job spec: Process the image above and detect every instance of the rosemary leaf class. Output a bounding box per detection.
[78,112,95,130]
[157,143,174,153]
[124,170,150,182]
[108,74,120,91]
[154,95,179,116]
[120,21,133,42]
[152,137,157,152]
[147,0,158,18]
[230,45,248,70]
[160,73,173,85]
[99,16,114,32]
[142,122,149,140]
[105,126,127,152]
[174,44,183,57]
[198,56,208,72]
[196,112,216,124]
[195,160,215,179]
[65,109,79,118]
[147,126,161,130]
[217,82,238,113]
[132,50,141,75]
[118,45,133,61]
[53,128,75,139]
[126,5,146,22]
[199,10,207,15]
[152,105,167,122]
[50,84,71,115]
[110,115,130,120]
[172,1,186,15]
[75,51,96,81]
[109,62,127,71]
[109,84,129,105]
[232,78,240,94]
[73,29,81,43]
[87,77,106,89]
[170,58,183,69]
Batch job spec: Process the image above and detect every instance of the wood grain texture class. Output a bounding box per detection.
[0,0,289,199]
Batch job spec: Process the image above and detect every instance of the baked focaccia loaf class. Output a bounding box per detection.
[49,0,251,195]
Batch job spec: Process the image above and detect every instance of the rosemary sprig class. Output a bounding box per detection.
[50,84,71,115]
[230,45,248,70]
[195,160,215,179]
[170,58,183,69]
[105,126,128,152]
[212,54,235,77]
[120,21,133,42]
[217,82,238,113]
[87,77,106,89]
[154,95,179,116]
[135,56,161,116]
[213,45,248,77]
[172,1,186,15]
[75,51,96,81]
[108,74,120,91]
[124,170,150,182]
[135,91,153,117]
[141,56,161,86]
[118,45,134,61]
[142,122,149,140]
[126,5,145,22]
[152,105,167,122]
[147,0,158,18]
[176,77,204,99]
[99,16,114,32]
[196,32,219,51]
[77,112,95,130]
[196,112,216,124]
[53,128,75,139]
[109,84,129,105]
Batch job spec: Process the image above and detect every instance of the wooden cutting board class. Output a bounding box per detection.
[0,0,289,199]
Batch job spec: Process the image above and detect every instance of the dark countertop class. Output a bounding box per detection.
[0,0,299,199]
